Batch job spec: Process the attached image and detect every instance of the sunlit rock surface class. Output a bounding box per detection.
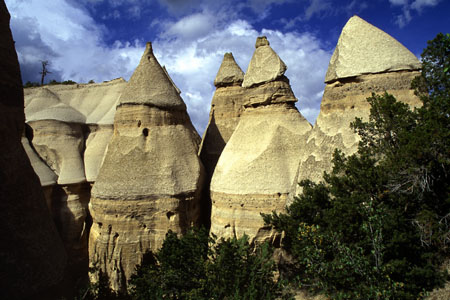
[89,42,205,291]
[291,15,422,199]
[210,37,312,244]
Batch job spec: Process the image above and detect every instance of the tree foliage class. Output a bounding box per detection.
[264,33,450,300]
[128,228,290,300]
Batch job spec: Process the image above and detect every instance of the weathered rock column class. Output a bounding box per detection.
[210,37,312,244]
[28,119,91,276]
[291,15,422,198]
[199,52,246,175]
[89,42,205,291]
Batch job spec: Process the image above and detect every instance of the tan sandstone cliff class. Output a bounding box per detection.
[89,42,205,291]
[23,78,125,281]
[0,1,67,298]
[291,15,422,198]
[210,37,312,243]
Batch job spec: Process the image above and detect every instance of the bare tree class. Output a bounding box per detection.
[39,60,52,85]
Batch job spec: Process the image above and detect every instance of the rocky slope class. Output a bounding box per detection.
[210,37,312,244]
[0,1,67,298]
[89,42,205,291]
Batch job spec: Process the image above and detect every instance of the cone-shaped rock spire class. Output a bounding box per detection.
[325,15,421,83]
[214,52,245,87]
[119,42,186,110]
[242,36,287,88]
[90,42,204,291]
[291,15,422,200]
[210,37,311,243]
[200,52,246,176]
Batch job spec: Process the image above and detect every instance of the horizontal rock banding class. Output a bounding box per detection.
[210,37,312,243]
[291,16,422,199]
[89,42,204,291]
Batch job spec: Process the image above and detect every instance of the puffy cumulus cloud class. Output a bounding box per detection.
[6,0,331,134]
[165,12,218,40]
[152,17,330,132]
[389,0,442,27]
[6,0,144,84]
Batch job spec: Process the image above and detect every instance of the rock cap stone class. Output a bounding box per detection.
[325,15,421,83]
[242,36,287,88]
[119,42,186,110]
[214,52,245,87]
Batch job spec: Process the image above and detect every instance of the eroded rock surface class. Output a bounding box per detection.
[200,52,246,176]
[0,1,67,298]
[325,15,421,83]
[89,42,205,291]
[23,78,125,282]
[242,36,287,88]
[210,37,312,243]
[292,16,422,199]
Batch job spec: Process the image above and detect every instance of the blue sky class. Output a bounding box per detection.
[5,0,450,133]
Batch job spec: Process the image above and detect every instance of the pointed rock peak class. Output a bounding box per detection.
[119,41,186,110]
[162,66,181,94]
[325,15,421,83]
[255,36,270,48]
[214,52,245,87]
[242,36,287,88]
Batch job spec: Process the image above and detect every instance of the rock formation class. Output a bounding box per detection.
[0,1,67,298]
[199,52,246,176]
[23,79,125,280]
[291,15,422,197]
[210,37,312,243]
[21,131,57,209]
[89,42,205,291]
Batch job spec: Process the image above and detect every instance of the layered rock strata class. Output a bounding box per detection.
[210,37,312,243]
[0,1,67,298]
[199,52,246,176]
[89,42,205,291]
[23,80,124,280]
[292,16,422,197]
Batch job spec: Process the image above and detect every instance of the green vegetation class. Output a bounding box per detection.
[80,33,448,300]
[82,229,290,299]
[23,81,40,88]
[263,33,449,299]
[49,79,77,85]
[23,79,79,88]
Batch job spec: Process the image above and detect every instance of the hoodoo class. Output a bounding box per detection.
[200,52,246,176]
[89,42,205,291]
[210,37,312,243]
[0,1,67,298]
[292,15,422,196]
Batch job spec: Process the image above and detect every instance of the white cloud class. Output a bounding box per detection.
[411,0,441,11]
[6,0,143,84]
[389,0,442,27]
[166,12,217,40]
[389,0,408,5]
[6,0,331,134]
[153,18,330,131]
[304,0,332,20]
